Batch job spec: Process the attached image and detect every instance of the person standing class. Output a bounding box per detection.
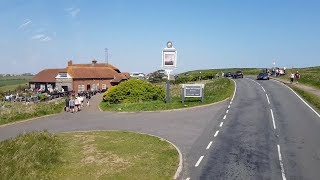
[290,73,295,83]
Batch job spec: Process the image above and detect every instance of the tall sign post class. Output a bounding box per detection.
[162,41,177,103]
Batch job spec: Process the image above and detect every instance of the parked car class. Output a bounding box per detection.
[224,72,232,77]
[232,70,244,78]
[257,72,269,80]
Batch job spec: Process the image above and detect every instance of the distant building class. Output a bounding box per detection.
[130,72,145,79]
[29,60,130,93]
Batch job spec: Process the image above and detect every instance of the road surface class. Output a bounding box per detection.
[186,77,320,180]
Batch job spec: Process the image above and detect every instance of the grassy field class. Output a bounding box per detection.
[0,131,179,179]
[186,68,263,76]
[278,66,320,90]
[0,100,65,125]
[0,76,33,92]
[100,78,234,112]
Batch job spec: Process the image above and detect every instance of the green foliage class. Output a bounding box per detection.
[39,93,49,101]
[279,66,320,89]
[148,70,166,83]
[101,78,234,112]
[0,100,65,125]
[290,85,320,111]
[103,79,165,104]
[0,131,62,179]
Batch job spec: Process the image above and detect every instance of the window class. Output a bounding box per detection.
[102,84,107,90]
[78,85,85,92]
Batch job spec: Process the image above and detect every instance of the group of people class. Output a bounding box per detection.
[290,71,301,83]
[65,94,90,113]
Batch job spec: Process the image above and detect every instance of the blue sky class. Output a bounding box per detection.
[0,0,319,74]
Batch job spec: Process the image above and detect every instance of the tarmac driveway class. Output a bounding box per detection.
[0,93,229,179]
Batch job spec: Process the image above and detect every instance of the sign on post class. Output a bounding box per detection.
[182,84,205,103]
[162,41,177,103]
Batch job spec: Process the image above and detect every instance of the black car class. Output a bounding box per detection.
[232,70,243,78]
[224,72,232,77]
[257,72,269,80]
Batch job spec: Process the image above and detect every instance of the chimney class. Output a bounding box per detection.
[68,60,73,66]
[92,59,97,65]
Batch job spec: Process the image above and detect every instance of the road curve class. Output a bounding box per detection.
[186,77,320,180]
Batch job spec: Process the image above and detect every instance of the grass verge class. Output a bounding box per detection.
[100,78,234,112]
[0,100,65,125]
[288,84,320,111]
[0,131,179,180]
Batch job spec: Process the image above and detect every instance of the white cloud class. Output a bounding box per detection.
[66,7,80,18]
[40,36,52,42]
[18,19,32,29]
[31,34,45,40]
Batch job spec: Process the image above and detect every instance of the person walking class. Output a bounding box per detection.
[290,73,295,83]
[295,71,301,84]
[69,97,75,113]
[65,97,70,112]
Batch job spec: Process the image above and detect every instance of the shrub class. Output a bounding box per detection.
[103,79,165,104]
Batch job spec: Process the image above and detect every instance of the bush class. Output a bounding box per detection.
[103,79,165,104]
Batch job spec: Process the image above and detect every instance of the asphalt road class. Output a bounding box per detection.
[1,77,320,180]
[186,77,320,180]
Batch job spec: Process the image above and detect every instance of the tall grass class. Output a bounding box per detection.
[0,100,65,125]
[281,66,320,89]
[290,85,320,111]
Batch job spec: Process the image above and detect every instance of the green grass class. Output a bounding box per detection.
[0,76,33,92]
[0,100,65,125]
[0,131,179,180]
[278,66,320,90]
[100,78,234,112]
[289,85,320,111]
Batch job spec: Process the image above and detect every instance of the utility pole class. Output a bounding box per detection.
[105,48,109,65]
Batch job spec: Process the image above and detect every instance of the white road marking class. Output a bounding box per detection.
[261,86,266,92]
[219,122,224,127]
[270,109,277,129]
[277,145,287,180]
[226,110,229,114]
[231,79,237,101]
[195,156,204,167]
[214,130,219,137]
[271,79,320,118]
[228,105,231,109]
[223,115,226,120]
[266,94,270,104]
[230,101,232,105]
[206,141,213,150]
[186,178,190,180]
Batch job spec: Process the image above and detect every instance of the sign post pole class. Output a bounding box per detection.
[162,41,177,104]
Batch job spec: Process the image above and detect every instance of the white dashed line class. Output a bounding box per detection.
[270,109,276,129]
[277,145,287,180]
[214,130,219,137]
[230,101,232,105]
[223,115,226,120]
[195,156,204,167]
[186,178,190,180]
[261,86,266,92]
[206,141,213,150]
[219,122,224,127]
[228,105,231,109]
[226,110,229,114]
[266,94,270,104]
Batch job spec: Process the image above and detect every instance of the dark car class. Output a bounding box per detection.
[232,70,243,78]
[257,72,269,80]
[224,72,232,77]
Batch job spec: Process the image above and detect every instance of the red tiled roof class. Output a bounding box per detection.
[30,68,66,83]
[120,72,131,79]
[69,63,120,72]
[67,66,118,79]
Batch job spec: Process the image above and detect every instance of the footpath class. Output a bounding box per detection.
[272,77,320,98]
